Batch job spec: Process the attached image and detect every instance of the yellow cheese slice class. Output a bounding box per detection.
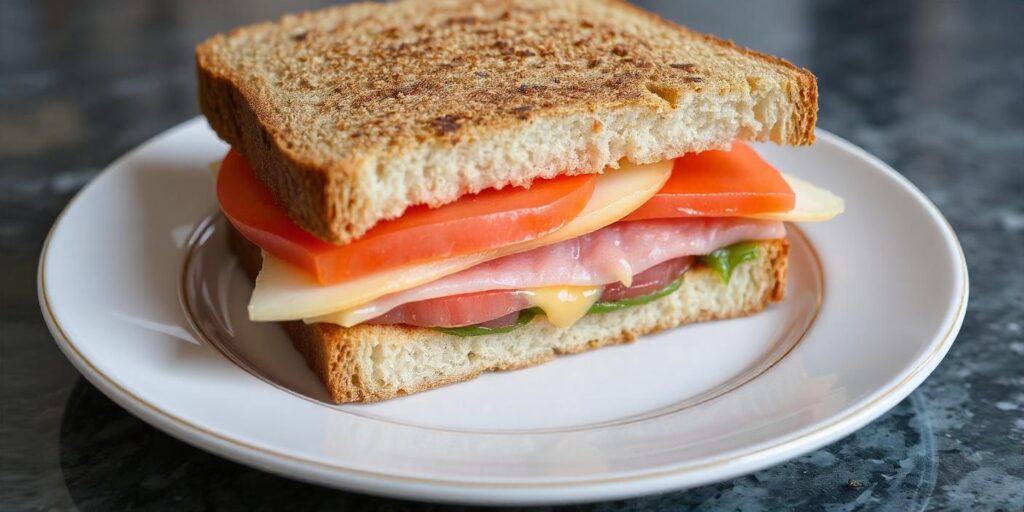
[249,160,673,321]
[523,285,602,328]
[748,174,844,222]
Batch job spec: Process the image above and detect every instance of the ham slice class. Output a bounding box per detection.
[324,218,786,326]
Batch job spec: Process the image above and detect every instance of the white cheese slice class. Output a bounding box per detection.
[750,174,845,222]
[248,160,673,321]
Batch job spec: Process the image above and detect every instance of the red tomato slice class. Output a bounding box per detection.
[622,142,794,221]
[217,149,596,284]
[366,290,530,328]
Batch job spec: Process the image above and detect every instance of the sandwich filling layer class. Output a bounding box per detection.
[218,143,841,330]
[371,255,697,330]
[312,217,785,328]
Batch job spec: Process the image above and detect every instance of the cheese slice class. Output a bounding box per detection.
[750,174,844,222]
[523,285,603,328]
[249,160,673,321]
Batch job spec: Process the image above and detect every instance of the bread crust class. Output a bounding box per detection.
[229,224,790,403]
[198,0,817,244]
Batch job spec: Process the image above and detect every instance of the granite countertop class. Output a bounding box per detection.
[2,0,1021,510]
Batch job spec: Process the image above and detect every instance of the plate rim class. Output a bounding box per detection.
[37,119,969,505]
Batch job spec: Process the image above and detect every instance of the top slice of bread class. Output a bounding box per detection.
[197,0,817,243]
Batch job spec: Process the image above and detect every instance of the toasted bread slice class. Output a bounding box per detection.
[198,0,816,244]
[229,224,789,403]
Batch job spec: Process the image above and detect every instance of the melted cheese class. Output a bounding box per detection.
[249,159,673,321]
[523,285,602,328]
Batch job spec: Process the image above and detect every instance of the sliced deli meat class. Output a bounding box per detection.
[314,217,786,327]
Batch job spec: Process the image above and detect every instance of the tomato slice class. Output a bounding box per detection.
[366,290,530,328]
[217,149,596,284]
[622,142,794,221]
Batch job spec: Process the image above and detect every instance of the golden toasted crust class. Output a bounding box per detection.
[199,0,817,243]
[230,224,790,403]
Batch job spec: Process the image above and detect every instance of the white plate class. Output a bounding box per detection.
[39,118,967,505]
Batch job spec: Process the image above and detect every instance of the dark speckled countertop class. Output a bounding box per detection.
[2,1,1022,510]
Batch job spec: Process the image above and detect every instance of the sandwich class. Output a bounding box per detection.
[196,0,843,403]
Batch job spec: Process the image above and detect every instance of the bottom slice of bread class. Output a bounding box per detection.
[229,226,789,403]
